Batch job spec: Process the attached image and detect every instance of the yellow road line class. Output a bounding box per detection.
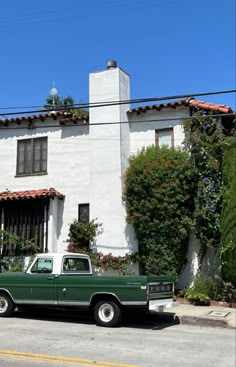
[0,350,142,367]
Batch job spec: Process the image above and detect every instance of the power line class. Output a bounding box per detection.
[0,112,235,134]
[0,89,235,116]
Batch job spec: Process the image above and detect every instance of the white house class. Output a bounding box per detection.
[0,61,232,282]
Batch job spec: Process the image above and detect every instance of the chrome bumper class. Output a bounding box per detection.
[149,298,179,312]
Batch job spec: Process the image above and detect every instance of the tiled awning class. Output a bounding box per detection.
[0,188,64,201]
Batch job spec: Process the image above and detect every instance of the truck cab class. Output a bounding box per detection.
[27,253,93,275]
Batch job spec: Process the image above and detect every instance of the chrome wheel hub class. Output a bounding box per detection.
[98,303,114,322]
[0,297,8,313]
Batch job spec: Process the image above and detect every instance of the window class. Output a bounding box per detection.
[31,258,53,273]
[62,257,90,273]
[78,203,89,223]
[155,129,174,148]
[17,137,47,175]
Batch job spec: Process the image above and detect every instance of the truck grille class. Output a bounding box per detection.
[149,282,173,294]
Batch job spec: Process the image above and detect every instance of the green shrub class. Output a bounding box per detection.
[185,289,210,305]
[123,145,195,276]
[66,219,103,251]
[0,229,37,256]
[9,259,23,272]
[193,274,223,301]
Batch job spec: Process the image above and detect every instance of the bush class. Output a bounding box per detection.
[67,246,136,275]
[66,218,137,275]
[185,274,236,303]
[9,259,23,272]
[0,229,37,256]
[66,219,103,251]
[123,145,195,276]
[185,289,210,305]
[193,274,223,301]
[0,257,24,272]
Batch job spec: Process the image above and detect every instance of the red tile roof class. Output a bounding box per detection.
[187,98,232,113]
[0,98,232,125]
[0,188,64,201]
[128,97,233,114]
[0,111,89,126]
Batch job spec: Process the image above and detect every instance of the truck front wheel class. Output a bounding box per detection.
[94,301,122,327]
[0,294,15,317]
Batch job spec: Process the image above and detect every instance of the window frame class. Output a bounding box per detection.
[16,137,48,177]
[78,203,90,223]
[30,257,53,274]
[62,256,91,274]
[155,128,174,148]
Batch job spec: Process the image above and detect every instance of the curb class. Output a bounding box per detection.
[178,315,229,328]
[177,299,236,309]
[151,312,233,329]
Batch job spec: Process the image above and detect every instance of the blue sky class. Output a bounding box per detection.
[0,0,235,117]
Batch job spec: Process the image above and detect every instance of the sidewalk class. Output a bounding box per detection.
[154,303,236,329]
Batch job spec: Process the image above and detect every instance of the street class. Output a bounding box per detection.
[0,309,235,367]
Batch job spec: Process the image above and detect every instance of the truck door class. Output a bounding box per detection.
[57,255,92,306]
[22,257,57,304]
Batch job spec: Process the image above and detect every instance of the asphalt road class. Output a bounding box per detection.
[0,308,235,367]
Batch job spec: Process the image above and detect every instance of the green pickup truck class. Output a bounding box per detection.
[0,252,176,327]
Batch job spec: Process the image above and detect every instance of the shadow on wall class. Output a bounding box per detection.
[57,198,65,243]
[177,232,200,289]
[201,247,220,276]
[129,116,181,134]
[61,124,89,139]
[0,127,60,141]
[124,223,139,254]
[177,232,220,289]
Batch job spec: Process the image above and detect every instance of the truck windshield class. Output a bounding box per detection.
[31,258,53,273]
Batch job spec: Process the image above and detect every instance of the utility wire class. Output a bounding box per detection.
[0,112,235,133]
[0,89,235,116]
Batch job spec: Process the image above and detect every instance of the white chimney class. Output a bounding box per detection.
[89,60,130,124]
[89,61,132,256]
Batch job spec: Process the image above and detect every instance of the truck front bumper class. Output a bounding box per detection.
[149,298,179,312]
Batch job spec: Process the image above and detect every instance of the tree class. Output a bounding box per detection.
[123,145,195,276]
[44,95,88,117]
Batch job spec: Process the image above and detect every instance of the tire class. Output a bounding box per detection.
[94,300,122,327]
[0,294,15,317]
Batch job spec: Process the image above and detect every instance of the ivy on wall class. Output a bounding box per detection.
[220,138,236,284]
[183,112,227,260]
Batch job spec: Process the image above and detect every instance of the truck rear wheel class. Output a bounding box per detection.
[0,294,15,317]
[94,300,122,327]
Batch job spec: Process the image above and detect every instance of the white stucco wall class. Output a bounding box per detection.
[128,107,188,153]
[0,120,90,252]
